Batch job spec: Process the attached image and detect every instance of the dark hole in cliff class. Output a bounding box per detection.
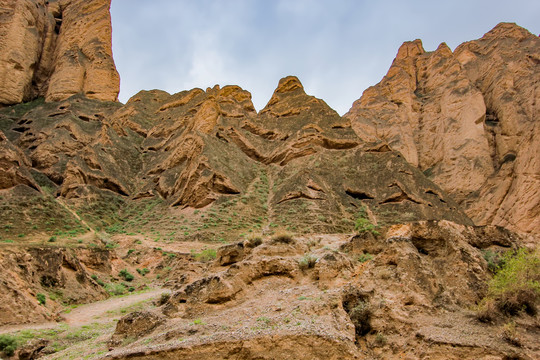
[78,115,91,122]
[342,291,372,338]
[40,275,59,287]
[346,188,374,200]
[102,179,129,196]
[12,126,29,133]
[485,112,499,127]
[501,153,516,165]
[54,12,63,35]
[379,191,420,205]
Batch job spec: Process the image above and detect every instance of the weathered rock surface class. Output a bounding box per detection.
[0,0,119,105]
[345,23,540,235]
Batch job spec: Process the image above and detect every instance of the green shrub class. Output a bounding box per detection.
[48,236,56,242]
[482,249,505,273]
[36,293,46,305]
[354,218,379,235]
[137,268,150,276]
[487,248,540,315]
[0,334,17,356]
[119,269,134,282]
[91,275,105,287]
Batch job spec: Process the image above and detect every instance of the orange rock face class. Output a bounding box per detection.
[0,0,119,105]
[345,23,540,235]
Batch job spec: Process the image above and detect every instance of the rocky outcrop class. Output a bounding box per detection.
[0,131,39,190]
[345,23,540,235]
[0,0,119,105]
[106,222,538,360]
[0,246,110,325]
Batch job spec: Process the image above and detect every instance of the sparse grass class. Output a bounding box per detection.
[270,231,295,244]
[105,283,127,296]
[245,235,263,248]
[6,322,114,358]
[298,254,318,270]
[358,253,373,263]
[501,321,522,347]
[158,292,171,305]
[374,332,387,347]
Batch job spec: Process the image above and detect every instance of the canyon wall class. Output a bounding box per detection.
[0,0,119,105]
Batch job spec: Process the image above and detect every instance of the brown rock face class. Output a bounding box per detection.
[345,23,540,234]
[0,0,119,105]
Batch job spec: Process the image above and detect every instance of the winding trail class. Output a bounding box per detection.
[0,288,170,335]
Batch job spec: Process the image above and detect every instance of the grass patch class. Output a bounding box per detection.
[191,248,217,262]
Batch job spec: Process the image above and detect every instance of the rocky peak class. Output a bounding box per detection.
[274,75,305,94]
[483,22,536,40]
[394,39,425,60]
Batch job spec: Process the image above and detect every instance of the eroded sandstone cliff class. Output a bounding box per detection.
[0,0,119,105]
[345,23,540,235]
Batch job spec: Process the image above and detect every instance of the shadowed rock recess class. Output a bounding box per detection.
[0,9,539,360]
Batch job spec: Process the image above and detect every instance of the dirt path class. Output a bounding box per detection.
[61,288,169,327]
[0,288,170,335]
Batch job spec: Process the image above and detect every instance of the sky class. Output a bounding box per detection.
[110,0,539,115]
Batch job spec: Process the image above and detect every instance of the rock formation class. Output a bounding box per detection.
[0,76,472,241]
[0,0,119,105]
[345,23,540,235]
